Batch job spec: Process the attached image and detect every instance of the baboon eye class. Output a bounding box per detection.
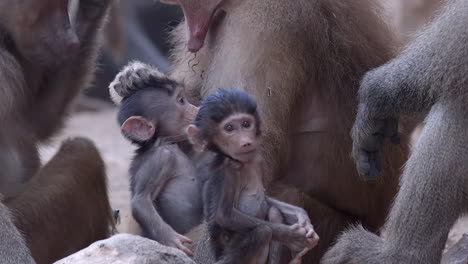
[242,121,251,128]
[224,124,234,132]
[178,97,185,105]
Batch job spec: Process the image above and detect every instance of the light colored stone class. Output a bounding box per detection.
[54,234,195,264]
[442,233,468,264]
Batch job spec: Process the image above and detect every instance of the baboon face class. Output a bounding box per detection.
[160,0,237,52]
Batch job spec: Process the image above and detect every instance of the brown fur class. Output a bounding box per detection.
[6,138,114,264]
[0,0,115,262]
[169,0,412,262]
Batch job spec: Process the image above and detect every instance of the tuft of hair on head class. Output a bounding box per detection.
[108,61,166,105]
[194,88,262,139]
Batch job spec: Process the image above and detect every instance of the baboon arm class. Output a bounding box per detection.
[216,204,311,252]
[217,206,293,242]
[215,169,288,242]
[131,194,177,239]
[216,203,283,235]
[352,0,468,180]
[266,197,309,225]
[359,0,468,120]
[0,203,35,264]
[131,148,177,240]
[267,197,317,243]
[321,225,383,264]
[326,102,468,263]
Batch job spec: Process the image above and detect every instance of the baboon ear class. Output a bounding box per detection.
[121,116,156,142]
[186,125,208,152]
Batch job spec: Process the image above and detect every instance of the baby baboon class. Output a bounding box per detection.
[187,88,319,263]
[110,62,203,256]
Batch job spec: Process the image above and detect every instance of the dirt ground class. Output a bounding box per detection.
[39,97,468,252]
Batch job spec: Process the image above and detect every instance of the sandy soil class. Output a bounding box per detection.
[39,98,468,251]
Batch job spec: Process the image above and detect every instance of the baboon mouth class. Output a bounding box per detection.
[237,150,256,156]
[181,5,218,52]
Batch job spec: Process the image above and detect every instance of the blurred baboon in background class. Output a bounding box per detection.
[90,0,183,101]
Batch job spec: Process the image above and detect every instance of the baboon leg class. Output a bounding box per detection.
[195,188,354,264]
[194,224,275,264]
[193,224,217,264]
[6,137,114,264]
[269,183,357,263]
[0,202,35,263]
[217,226,273,264]
[267,206,286,264]
[323,102,468,264]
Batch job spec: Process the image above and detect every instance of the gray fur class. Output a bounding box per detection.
[351,0,468,178]
[109,61,166,105]
[323,0,468,263]
[0,203,35,263]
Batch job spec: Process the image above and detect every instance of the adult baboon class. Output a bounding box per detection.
[395,0,444,41]
[0,0,114,262]
[163,0,412,262]
[322,0,468,263]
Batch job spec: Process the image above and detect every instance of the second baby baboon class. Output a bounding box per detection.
[187,88,319,263]
[109,61,202,256]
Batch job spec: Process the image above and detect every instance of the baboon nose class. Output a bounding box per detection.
[242,142,252,148]
[67,39,79,51]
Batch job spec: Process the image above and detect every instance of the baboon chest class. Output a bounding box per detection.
[235,166,269,219]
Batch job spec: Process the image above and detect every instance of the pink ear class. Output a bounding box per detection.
[121,116,156,142]
[186,125,208,152]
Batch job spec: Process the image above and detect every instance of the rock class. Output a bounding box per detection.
[442,233,468,264]
[54,234,195,264]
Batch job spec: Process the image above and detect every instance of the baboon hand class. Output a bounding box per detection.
[281,223,317,252]
[351,104,400,180]
[288,231,319,264]
[161,230,193,256]
[295,212,319,247]
[171,233,193,257]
